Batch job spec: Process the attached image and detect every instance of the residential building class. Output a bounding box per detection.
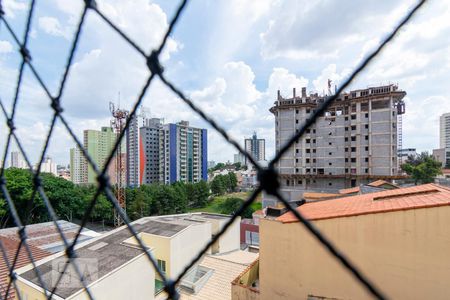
[15,213,240,300]
[159,121,207,184]
[208,161,216,169]
[140,118,163,184]
[244,132,265,166]
[84,127,117,184]
[57,165,71,180]
[240,210,263,249]
[397,148,417,159]
[9,151,26,169]
[440,112,450,149]
[266,84,406,206]
[126,110,151,187]
[259,184,450,300]
[70,147,84,184]
[433,148,446,166]
[234,153,245,165]
[38,156,57,176]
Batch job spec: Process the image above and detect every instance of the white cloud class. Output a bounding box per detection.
[0,41,13,54]
[2,0,27,18]
[38,16,70,39]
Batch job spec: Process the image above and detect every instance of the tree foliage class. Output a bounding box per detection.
[0,168,212,228]
[401,152,442,184]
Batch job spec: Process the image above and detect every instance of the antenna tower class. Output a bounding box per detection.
[109,101,129,227]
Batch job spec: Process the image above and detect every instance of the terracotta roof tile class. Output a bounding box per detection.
[367,179,398,188]
[339,186,360,194]
[0,236,51,299]
[277,184,450,223]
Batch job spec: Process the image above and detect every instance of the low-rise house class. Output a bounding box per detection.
[14,213,240,300]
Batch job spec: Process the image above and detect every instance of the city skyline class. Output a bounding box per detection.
[0,1,449,166]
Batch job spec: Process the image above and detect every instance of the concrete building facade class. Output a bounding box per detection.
[267,84,406,205]
[159,121,207,184]
[244,133,265,166]
[39,156,57,176]
[83,127,117,184]
[259,184,450,300]
[140,118,163,184]
[440,112,450,149]
[9,151,27,169]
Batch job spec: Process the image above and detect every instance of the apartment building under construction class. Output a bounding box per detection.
[265,84,406,205]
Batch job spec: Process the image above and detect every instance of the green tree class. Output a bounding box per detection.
[218,197,255,218]
[195,180,210,207]
[401,152,442,184]
[128,188,149,220]
[210,175,226,195]
[228,172,237,192]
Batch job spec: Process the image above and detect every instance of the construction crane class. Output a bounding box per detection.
[109,101,129,227]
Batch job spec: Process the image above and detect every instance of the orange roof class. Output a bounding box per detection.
[303,192,341,200]
[339,186,360,194]
[442,169,450,174]
[367,179,397,188]
[277,184,450,223]
[0,236,51,299]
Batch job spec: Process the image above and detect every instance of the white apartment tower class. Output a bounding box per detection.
[244,132,265,166]
[265,84,406,206]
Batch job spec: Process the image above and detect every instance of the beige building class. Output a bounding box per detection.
[14,213,241,299]
[258,183,450,300]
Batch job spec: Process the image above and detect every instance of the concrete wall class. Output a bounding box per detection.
[260,206,450,300]
[232,284,260,300]
[216,217,241,254]
[70,254,154,300]
[171,223,211,279]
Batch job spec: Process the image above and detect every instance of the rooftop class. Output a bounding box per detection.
[0,221,100,253]
[278,184,450,223]
[18,213,233,298]
[178,251,258,300]
[0,236,51,300]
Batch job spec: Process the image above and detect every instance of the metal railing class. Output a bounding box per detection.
[0,0,426,299]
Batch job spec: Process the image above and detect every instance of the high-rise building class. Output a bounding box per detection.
[140,118,163,184]
[126,110,150,187]
[70,147,84,184]
[440,113,450,149]
[266,84,405,206]
[84,127,116,184]
[233,153,245,165]
[9,151,27,169]
[39,156,57,176]
[244,132,265,166]
[159,121,207,184]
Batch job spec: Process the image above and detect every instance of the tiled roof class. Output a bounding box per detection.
[277,184,450,223]
[0,236,51,299]
[179,251,258,300]
[303,192,342,200]
[367,179,398,188]
[338,186,360,194]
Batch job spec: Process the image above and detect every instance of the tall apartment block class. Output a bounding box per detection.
[126,111,150,187]
[84,127,116,184]
[159,121,208,184]
[266,84,406,205]
[70,147,84,184]
[140,118,163,184]
[438,112,450,167]
[9,151,27,169]
[244,132,265,166]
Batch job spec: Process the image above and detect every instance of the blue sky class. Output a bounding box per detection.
[0,0,449,166]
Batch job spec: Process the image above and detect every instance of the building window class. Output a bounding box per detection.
[306,139,311,143]
[345,127,349,131]
[365,168,369,173]
[345,137,348,142]
[297,180,302,185]
[313,129,316,133]
[313,149,316,153]
[296,109,299,114]
[306,109,311,113]
[296,158,299,163]
[329,152,332,155]
[345,148,348,152]
[313,159,316,163]
[306,149,310,153]
[286,179,290,186]
[345,117,349,121]
[345,158,348,162]
[296,119,299,124]
[158,259,166,274]
[351,147,356,152]
[329,142,332,146]
[313,139,316,143]
[365,157,369,162]
[328,182,332,186]
[296,149,299,153]
[365,136,369,140]
[365,124,369,129]
[296,168,299,173]
[351,158,356,163]
[365,113,369,118]
[306,129,310,134]
[328,162,332,166]
[351,125,356,130]
[306,158,310,163]
[351,136,356,141]
[365,146,369,151]
[351,115,356,120]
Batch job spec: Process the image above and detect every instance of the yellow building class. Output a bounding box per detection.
[259,183,450,300]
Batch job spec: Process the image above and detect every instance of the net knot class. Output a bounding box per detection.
[258,167,279,196]
[147,50,164,75]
